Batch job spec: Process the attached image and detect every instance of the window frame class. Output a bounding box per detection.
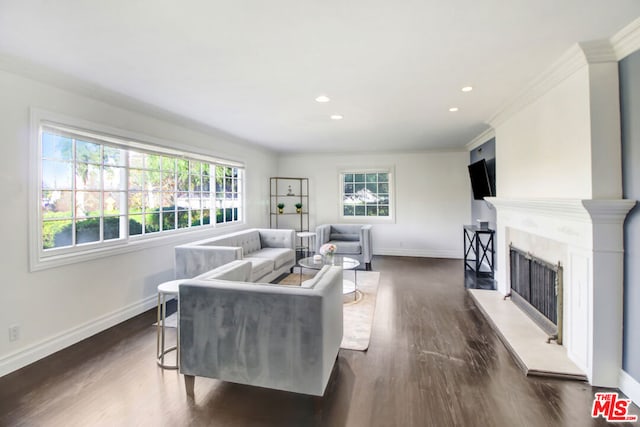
[338,167,395,223]
[29,108,246,271]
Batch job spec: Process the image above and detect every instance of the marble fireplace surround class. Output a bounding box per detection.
[485,197,635,387]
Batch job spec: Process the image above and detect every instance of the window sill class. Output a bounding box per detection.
[338,216,395,224]
[30,222,247,272]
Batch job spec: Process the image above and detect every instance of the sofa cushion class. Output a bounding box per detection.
[205,230,261,255]
[329,240,361,255]
[243,257,275,282]
[193,260,252,282]
[329,232,360,242]
[259,229,295,249]
[249,247,295,270]
[330,224,363,235]
[228,231,261,255]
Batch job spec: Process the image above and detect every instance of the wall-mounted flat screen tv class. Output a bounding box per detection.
[468,159,494,200]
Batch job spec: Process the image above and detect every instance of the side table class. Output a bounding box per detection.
[463,225,495,278]
[297,231,317,257]
[157,279,182,370]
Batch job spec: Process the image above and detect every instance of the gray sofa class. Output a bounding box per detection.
[178,265,344,396]
[316,224,373,270]
[174,228,296,282]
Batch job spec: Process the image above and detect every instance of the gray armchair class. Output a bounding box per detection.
[178,265,344,396]
[316,224,373,270]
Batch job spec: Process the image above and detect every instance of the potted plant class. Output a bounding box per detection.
[277,203,285,214]
[295,202,303,213]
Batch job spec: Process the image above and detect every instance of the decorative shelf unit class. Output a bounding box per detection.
[463,225,495,278]
[270,177,310,240]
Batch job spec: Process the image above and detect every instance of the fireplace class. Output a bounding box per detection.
[486,197,635,387]
[508,245,563,344]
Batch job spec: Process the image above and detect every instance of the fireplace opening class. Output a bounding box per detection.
[508,244,563,344]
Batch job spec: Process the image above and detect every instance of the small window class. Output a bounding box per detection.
[340,169,393,220]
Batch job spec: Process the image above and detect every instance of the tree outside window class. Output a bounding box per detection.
[40,127,243,251]
[341,171,391,218]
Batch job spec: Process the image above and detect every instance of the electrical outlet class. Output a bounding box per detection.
[8,325,20,342]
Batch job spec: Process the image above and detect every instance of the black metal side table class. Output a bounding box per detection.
[463,225,495,278]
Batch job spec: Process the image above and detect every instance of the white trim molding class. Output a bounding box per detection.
[376,248,460,259]
[465,127,495,151]
[486,198,636,225]
[582,199,638,224]
[488,41,617,128]
[611,16,640,61]
[0,295,157,378]
[485,197,587,222]
[619,370,640,407]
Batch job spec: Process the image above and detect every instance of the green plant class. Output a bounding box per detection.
[295,203,303,209]
[51,217,143,248]
[277,203,285,209]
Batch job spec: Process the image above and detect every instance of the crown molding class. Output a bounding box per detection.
[465,127,495,151]
[578,40,619,63]
[488,41,616,129]
[611,16,640,60]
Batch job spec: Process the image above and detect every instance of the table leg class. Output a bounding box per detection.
[160,293,166,366]
[156,293,161,359]
[354,268,358,302]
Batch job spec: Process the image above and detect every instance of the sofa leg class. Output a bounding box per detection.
[184,375,195,397]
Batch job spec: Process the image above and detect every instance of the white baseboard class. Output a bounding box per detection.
[0,295,157,378]
[375,248,461,259]
[619,369,640,406]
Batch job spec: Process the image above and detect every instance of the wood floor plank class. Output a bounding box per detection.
[0,256,637,426]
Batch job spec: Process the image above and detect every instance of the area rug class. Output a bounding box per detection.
[339,271,380,351]
[277,270,381,351]
[156,271,381,351]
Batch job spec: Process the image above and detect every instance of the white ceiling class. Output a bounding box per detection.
[1,1,639,153]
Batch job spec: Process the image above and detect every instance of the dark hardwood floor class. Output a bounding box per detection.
[0,256,637,427]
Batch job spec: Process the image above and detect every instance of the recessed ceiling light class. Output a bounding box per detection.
[449,107,459,112]
[330,114,343,120]
[315,95,330,103]
[461,86,473,92]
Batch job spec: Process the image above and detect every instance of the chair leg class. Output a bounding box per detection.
[184,375,195,397]
[366,262,371,271]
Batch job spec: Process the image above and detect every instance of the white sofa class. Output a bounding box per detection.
[178,265,344,396]
[174,228,296,282]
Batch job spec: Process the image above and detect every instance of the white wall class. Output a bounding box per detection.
[496,67,593,198]
[495,60,621,199]
[0,69,278,375]
[277,151,471,258]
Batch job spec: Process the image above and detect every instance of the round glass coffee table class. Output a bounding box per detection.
[298,255,360,300]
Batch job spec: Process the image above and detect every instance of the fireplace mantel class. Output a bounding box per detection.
[486,197,635,223]
[484,196,635,387]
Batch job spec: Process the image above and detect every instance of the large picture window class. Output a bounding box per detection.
[340,169,393,219]
[39,124,243,254]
